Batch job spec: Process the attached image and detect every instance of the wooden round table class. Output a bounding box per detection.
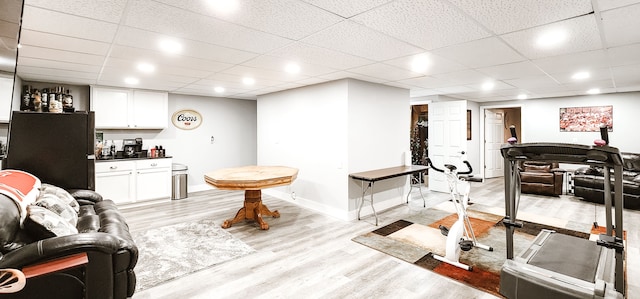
[204,166,298,230]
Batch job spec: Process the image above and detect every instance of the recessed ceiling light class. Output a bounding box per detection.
[124,77,139,85]
[571,71,590,80]
[517,94,528,100]
[482,81,495,91]
[586,88,601,95]
[284,63,301,74]
[214,86,225,93]
[242,77,255,85]
[159,39,182,54]
[410,54,430,73]
[137,62,155,73]
[536,29,567,48]
[17,44,22,49]
[207,0,239,13]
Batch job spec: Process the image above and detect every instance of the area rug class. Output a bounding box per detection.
[132,219,255,292]
[352,202,600,297]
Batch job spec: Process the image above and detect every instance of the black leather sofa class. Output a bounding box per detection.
[0,189,138,299]
[573,152,640,210]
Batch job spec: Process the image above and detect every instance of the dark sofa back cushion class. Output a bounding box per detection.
[622,152,640,171]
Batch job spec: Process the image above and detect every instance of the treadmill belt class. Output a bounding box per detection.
[529,233,601,282]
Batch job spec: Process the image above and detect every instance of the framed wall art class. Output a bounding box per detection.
[559,105,613,132]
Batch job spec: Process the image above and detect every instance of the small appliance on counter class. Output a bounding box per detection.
[123,139,137,158]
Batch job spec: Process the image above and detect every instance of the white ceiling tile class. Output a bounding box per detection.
[410,89,442,97]
[123,0,291,54]
[477,61,548,80]
[22,5,118,43]
[383,53,467,75]
[501,15,602,60]
[294,77,330,86]
[17,65,97,81]
[25,0,127,23]
[504,75,560,90]
[601,3,640,47]
[532,49,610,74]
[241,55,337,77]
[303,20,423,61]
[463,80,514,91]
[608,43,640,67]
[114,27,259,64]
[397,76,456,89]
[220,65,307,83]
[433,69,494,86]
[548,67,613,84]
[16,57,102,73]
[448,0,593,34]
[317,71,386,83]
[269,42,374,69]
[300,0,394,18]
[431,37,524,68]
[19,47,105,66]
[108,46,234,73]
[352,0,491,50]
[18,72,96,85]
[0,0,22,24]
[434,86,476,94]
[347,63,422,82]
[611,64,640,85]
[20,30,111,56]
[597,0,640,11]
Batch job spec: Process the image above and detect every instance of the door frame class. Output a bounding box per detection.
[479,104,523,179]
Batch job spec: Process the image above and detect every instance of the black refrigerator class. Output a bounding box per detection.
[4,111,96,190]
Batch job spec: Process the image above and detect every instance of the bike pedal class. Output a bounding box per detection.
[439,225,449,236]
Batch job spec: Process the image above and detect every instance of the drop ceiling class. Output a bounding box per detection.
[13,0,640,102]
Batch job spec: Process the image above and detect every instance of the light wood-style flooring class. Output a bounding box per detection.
[122,178,639,299]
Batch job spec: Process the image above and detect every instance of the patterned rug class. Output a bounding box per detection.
[352,202,598,297]
[132,219,255,292]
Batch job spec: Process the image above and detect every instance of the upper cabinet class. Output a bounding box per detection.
[91,86,168,129]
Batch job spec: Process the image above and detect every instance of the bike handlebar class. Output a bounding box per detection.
[425,157,473,175]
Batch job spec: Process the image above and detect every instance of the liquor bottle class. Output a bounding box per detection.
[41,88,49,112]
[33,90,42,112]
[63,89,74,112]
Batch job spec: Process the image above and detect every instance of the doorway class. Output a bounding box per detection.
[480,106,521,179]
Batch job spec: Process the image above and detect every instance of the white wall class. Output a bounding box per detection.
[258,79,410,220]
[347,79,410,213]
[480,91,640,153]
[101,93,257,191]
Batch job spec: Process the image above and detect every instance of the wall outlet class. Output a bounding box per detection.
[210,136,215,144]
[291,192,296,200]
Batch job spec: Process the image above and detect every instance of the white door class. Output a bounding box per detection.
[428,100,467,193]
[485,110,504,178]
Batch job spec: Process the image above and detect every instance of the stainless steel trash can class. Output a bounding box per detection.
[172,163,188,200]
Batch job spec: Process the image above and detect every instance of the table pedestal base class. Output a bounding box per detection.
[222,190,280,230]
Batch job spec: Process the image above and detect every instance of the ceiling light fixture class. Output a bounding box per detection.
[517,94,528,100]
[159,39,183,54]
[410,54,430,73]
[482,81,495,91]
[137,62,155,73]
[536,29,567,48]
[214,86,225,93]
[207,0,239,13]
[242,77,255,85]
[586,88,601,95]
[284,63,301,74]
[571,71,590,80]
[124,77,139,85]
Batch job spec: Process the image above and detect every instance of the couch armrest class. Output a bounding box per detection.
[67,189,103,206]
[550,168,566,173]
[0,233,123,269]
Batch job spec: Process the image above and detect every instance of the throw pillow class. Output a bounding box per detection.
[40,183,80,213]
[34,193,78,227]
[24,205,78,239]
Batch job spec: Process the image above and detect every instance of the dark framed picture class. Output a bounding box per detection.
[467,110,471,140]
[559,105,613,132]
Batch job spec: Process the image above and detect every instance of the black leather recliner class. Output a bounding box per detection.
[0,190,138,299]
[573,152,640,210]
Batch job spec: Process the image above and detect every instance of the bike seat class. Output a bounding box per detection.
[444,164,457,172]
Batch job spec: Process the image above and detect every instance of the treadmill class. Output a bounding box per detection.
[499,126,625,299]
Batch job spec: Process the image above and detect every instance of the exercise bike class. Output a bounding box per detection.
[425,153,493,271]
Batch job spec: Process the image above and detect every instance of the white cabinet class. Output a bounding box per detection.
[135,159,172,202]
[95,158,172,205]
[91,86,168,129]
[95,160,136,205]
[0,75,14,122]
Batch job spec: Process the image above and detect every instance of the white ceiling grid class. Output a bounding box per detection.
[13,0,640,102]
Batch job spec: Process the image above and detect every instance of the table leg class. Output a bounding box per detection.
[221,190,280,230]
